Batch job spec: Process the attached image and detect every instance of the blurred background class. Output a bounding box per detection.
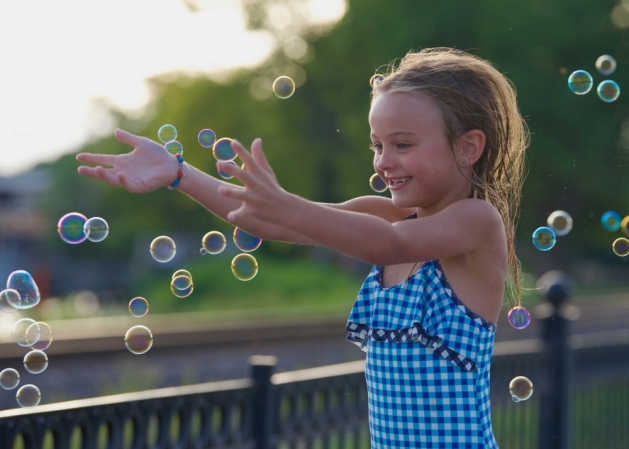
[1,0,629,418]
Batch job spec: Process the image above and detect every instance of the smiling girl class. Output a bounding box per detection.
[78,47,528,447]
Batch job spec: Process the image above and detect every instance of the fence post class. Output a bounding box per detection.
[250,355,277,449]
[535,271,575,449]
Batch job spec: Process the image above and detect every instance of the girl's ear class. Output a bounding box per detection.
[455,129,486,165]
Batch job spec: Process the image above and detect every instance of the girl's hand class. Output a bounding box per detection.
[217,139,294,225]
[76,129,178,193]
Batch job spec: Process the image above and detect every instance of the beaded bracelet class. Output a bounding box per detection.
[167,153,184,190]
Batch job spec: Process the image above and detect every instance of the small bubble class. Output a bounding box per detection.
[509,376,533,402]
[28,323,52,351]
[0,369,19,390]
[125,326,153,355]
[272,76,296,99]
[231,253,259,281]
[597,80,620,103]
[601,211,621,232]
[613,238,629,257]
[158,124,177,143]
[171,275,192,290]
[150,236,176,263]
[0,289,20,313]
[16,384,41,408]
[170,282,194,298]
[23,350,48,374]
[202,231,227,254]
[507,307,531,329]
[57,213,89,244]
[568,70,593,95]
[369,174,388,193]
[198,129,217,148]
[595,55,617,76]
[217,160,237,179]
[128,297,149,318]
[532,227,556,251]
[85,217,109,242]
[213,137,236,161]
[546,211,573,237]
[165,140,184,156]
[13,319,39,347]
[233,228,262,252]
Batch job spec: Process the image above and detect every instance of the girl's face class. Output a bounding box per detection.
[369,91,467,211]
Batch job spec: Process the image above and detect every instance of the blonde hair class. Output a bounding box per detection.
[372,47,529,308]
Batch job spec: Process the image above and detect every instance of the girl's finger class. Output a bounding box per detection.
[114,128,145,147]
[96,166,123,187]
[216,161,252,185]
[251,138,274,174]
[76,153,117,166]
[230,140,256,169]
[118,172,134,192]
[78,166,105,179]
[217,184,248,200]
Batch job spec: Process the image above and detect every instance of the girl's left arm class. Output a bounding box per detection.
[217,139,505,266]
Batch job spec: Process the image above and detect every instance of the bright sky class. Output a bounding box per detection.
[0,0,346,177]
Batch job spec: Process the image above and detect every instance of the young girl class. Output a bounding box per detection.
[77,47,528,448]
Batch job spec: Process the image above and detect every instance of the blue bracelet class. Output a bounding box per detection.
[167,153,184,190]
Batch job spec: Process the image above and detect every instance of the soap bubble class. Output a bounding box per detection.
[150,236,176,263]
[532,227,556,251]
[613,238,629,257]
[213,138,236,161]
[85,217,109,242]
[369,74,384,87]
[165,140,184,156]
[596,55,617,76]
[57,212,89,244]
[28,322,53,351]
[23,350,48,374]
[198,129,217,148]
[7,270,40,309]
[0,369,19,390]
[158,124,177,143]
[597,80,620,103]
[170,282,194,298]
[601,211,622,232]
[507,307,531,329]
[128,297,149,318]
[233,228,262,252]
[16,384,41,408]
[568,70,593,95]
[125,325,153,355]
[171,275,192,290]
[172,269,192,280]
[200,248,208,255]
[622,216,629,237]
[273,76,296,99]
[13,319,39,347]
[369,174,388,193]
[546,211,573,237]
[0,289,20,313]
[202,231,227,254]
[509,376,533,402]
[231,253,258,281]
[218,160,237,179]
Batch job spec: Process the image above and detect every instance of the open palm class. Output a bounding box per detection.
[76,129,177,193]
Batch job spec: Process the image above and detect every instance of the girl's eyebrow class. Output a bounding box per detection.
[370,131,417,138]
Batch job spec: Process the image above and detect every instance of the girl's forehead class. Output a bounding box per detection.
[369,91,444,134]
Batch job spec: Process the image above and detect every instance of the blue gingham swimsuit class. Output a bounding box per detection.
[346,254,498,447]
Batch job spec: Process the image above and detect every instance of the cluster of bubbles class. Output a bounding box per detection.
[57,213,109,244]
[170,269,194,298]
[0,270,50,407]
[126,295,153,354]
[568,55,620,102]
[199,229,260,281]
[600,210,629,257]
[532,210,573,252]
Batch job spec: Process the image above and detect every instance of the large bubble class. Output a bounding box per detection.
[233,228,262,252]
[165,140,184,156]
[125,326,153,355]
[28,322,53,351]
[597,80,620,103]
[203,231,226,254]
[213,138,236,161]
[13,319,39,347]
[150,236,176,263]
[129,297,149,318]
[7,270,40,309]
[23,350,48,374]
[198,129,217,148]
[0,369,19,390]
[568,70,593,95]
[16,384,41,408]
[231,253,258,281]
[158,124,177,143]
[0,289,21,313]
[85,217,109,242]
[57,212,89,244]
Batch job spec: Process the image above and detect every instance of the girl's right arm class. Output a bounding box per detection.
[77,129,410,245]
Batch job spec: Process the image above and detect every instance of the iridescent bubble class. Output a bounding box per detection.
[613,238,629,257]
[16,384,41,408]
[158,124,177,143]
[509,376,533,402]
[128,297,149,318]
[596,55,617,76]
[7,270,40,309]
[57,212,89,244]
[28,322,53,351]
[601,211,622,232]
[165,140,184,156]
[597,80,620,103]
[218,160,237,179]
[0,368,19,390]
[125,325,153,355]
[507,306,531,329]
[202,231,226,255]
[233,228,262,252]
[150,236,176,263]
[231,253,258,281]
[369,174,388,193]
[172,269,192,280]
[172,275,192,290]
[198,129,217,148]
[23,350,48,374]
[12,319,39,347]
[568,70,593,95]
[546,211,573,237]
[621,216,629,237]
[273,76,296,99]
[200,247,208,255]
[170,282,194,298]
[0,289,20,313]
[213,138,236,161]
[85,217,109,242]
[369,74,384,87]
[532,227,556,251]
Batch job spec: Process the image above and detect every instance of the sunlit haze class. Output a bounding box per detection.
[0,0,346,176]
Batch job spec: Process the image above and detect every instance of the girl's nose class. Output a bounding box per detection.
[375,149,396,171]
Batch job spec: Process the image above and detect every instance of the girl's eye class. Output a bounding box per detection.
[369,143,382,152]
[397,143,411,149]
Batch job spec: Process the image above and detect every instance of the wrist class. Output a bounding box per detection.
[167,153,185,190]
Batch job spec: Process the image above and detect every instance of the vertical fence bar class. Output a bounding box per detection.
[250,355,277,449]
